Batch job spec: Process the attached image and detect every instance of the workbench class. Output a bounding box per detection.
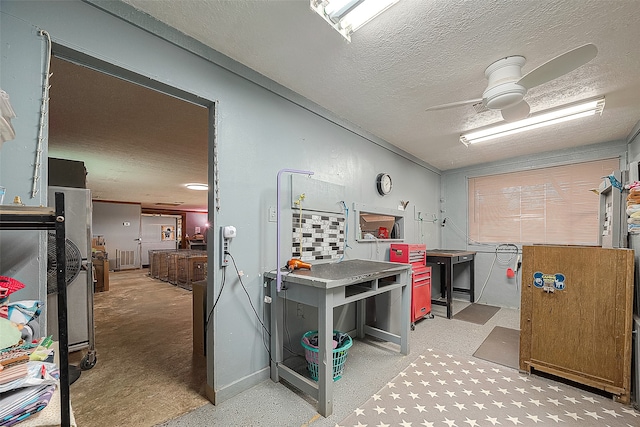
[264,259,411,417]
[427,249,476,319]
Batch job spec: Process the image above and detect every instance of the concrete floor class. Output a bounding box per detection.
[69,268,521,427]
[156,301,521,427]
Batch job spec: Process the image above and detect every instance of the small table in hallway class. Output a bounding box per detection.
[427,249,476,319]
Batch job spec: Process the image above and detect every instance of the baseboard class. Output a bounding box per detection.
[212,366,271,404]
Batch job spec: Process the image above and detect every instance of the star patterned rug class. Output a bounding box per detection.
[336,348,639,427]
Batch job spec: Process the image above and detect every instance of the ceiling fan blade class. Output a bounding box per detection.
[517,44,598,90]
[425,98,483,112]
[501,100,530,122]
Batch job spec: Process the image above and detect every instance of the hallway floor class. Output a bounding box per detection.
[68,269,209,427]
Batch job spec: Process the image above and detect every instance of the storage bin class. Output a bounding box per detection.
[301,330,352,381]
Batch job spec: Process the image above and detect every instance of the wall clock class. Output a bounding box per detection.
[376,173,392,196]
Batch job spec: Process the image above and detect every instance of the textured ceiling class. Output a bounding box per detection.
[48,57,209,212]
[50,0,640,210]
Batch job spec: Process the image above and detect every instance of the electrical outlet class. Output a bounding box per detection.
[268,206,277,222]
[296,303,304,318]
[220,226,230,268]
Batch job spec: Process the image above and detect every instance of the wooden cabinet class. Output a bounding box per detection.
[93,258,110,292]
[519,245,634,403]
[390,244,432,329]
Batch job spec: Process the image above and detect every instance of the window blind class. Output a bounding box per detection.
[468,158,619,245]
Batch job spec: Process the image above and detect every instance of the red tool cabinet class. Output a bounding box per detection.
[390,244,432,329]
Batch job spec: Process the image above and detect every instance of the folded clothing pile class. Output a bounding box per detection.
[302,331,351,350]
[0,89,16,147]
[627,182,640,234]
[0,276,57,426]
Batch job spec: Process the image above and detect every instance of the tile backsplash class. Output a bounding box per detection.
[292,212,345,261]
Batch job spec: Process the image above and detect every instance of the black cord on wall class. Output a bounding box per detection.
[205,251,304,363]
[204,263,226,331]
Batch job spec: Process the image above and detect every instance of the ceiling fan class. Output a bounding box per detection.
[426,44,598,122]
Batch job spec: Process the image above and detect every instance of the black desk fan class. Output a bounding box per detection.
[46,232,83,384]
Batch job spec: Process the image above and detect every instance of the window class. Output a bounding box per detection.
[468,158,619,245]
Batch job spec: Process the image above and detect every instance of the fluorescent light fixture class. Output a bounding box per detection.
[460,97,605,146]
[185,183,208,191]
[311,0,401,41]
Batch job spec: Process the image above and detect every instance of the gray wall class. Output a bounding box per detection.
[185,211,208,242]
[0,0,50,301]
[627,121,640,163]
[440,140,628,308]
[0,1,441,404]
[141,215,178,265]
[92,202,142,270]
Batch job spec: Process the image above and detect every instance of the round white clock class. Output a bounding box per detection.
[376,173,392,196]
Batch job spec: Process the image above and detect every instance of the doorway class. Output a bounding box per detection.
[47,51,213,425]
[140,214,181,266]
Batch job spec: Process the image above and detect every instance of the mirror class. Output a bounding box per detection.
[356,208,404,241]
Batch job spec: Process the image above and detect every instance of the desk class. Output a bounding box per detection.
[427,250,476,319]
[264,259,411,417]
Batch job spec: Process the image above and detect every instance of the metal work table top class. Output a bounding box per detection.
[264,258,410,290]
[427,249,476,257]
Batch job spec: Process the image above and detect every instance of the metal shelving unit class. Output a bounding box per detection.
[0,192,71,427]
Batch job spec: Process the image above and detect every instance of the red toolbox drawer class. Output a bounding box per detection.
[412,267,431,324]
[390,244,432,328]
[412,281,431,323]
[390,244,426,265]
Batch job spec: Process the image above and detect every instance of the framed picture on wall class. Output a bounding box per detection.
[161,225,175,241]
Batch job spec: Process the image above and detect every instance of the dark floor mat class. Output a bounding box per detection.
[453,303,500,325]
[473,326,520,370]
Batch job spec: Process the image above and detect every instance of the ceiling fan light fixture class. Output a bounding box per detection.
[311,0,400,41]
[483,82,527,110]
[482,56,527,110]
[185,183,208,191]
[460,97,605,146]
[484,56,526,81]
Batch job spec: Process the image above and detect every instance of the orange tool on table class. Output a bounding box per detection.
[287,259,311,271]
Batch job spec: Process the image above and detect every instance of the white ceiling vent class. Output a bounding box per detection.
[472,102,489,114]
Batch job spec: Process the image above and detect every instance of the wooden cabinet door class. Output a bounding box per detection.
[519,245,634,403]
